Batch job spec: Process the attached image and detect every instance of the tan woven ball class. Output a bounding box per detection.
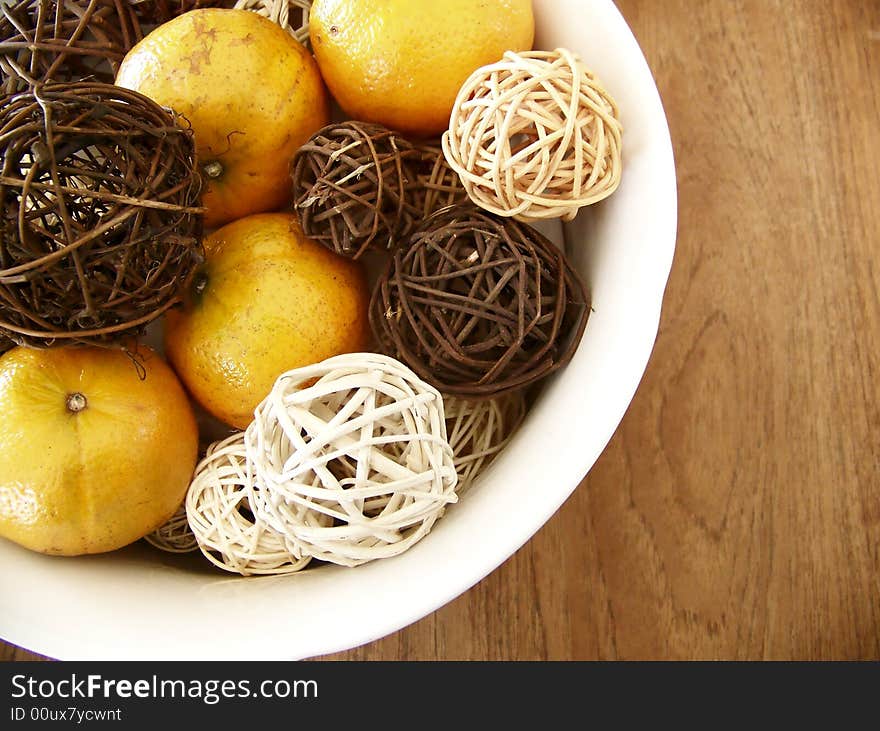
[445,392,527,494]
[185,433,314,576]
[233,0,311,46]
[144,503,198,554]
[245,353,458,568]
[442,48,623,222]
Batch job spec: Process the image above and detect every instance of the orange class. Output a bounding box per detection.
[164,212,371,429]
[116,9,330,228]
[0,345,198,556]
[309,0,534,137]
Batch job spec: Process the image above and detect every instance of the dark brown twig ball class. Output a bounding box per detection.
[0,330,12,356]
[0,0,143,94]
[0,82,204,348]
[370,204,590,398]
[291,121,420,259]
[129,0,227,26]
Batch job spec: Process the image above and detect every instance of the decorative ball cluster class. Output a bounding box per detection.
[291,121,420,259]
[445,392,527,494]
[0,0,143,94]
[145,503,199,554]
[183,354,457,573]
[244,353,458,568]
[186,433,313,575]
[0,2,617,578]
[233,0,312,47]
[0,82,204,348]
[442,48,623,221]
[371,204,590,398]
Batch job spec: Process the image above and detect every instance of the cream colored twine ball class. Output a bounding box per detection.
[442,48,623,222]
[445,392,527,494]
[145,503,199,554]
[185,433,313,575]
[233,0,312,46]
[245,353,459,568]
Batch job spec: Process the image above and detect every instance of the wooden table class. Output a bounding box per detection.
[3,0,879,661]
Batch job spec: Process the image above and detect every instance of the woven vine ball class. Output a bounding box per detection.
[0,0,143,94]
[145,503,199,554]
[291,121,420,259]
[445,392,527,495]
[371,204,589,398]
[233,0,311,47]
[0,82,203,348]
[408,142,468,219]
[186,433,315,575]
[442,48,623,222]
[128,0,225,26]
[244,352,459,568]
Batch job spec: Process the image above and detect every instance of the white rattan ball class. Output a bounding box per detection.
[186,433,314,576]
[245,352,458,568]
[445,392,527,494]
[233,0,312,46]
[442,48,623,222]
[144,503,199,554]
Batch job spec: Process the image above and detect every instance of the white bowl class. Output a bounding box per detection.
[0,0,676,660]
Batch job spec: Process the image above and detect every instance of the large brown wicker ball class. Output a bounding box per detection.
[0,0,143,94]
[291,121,420,259]
[0,82,204,348]
[371,204,589,398]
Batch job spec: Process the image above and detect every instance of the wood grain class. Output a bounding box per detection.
[3,0,879,662]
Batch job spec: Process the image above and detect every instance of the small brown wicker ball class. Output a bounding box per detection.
[291,121,420,259]
[129,0,226,26]
[0,0,143,94]
[442,48,623,222]
[0,82,204,348]
[371,204,589,398]
[408,142,468,219]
